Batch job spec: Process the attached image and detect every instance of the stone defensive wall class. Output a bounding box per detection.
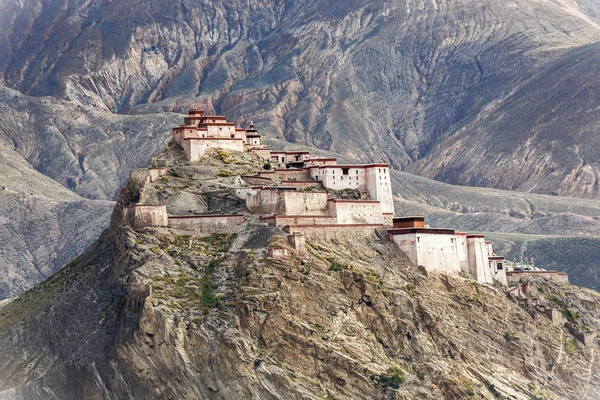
[506,271,569,285]
[280,180,324,189]
[123,205,168,228]
[249,148,271,161]
[284,224,383,240]
[260,215,337,227]
[130,168,168,189]
[247,189,329,215]
[241,175,273,186]
[168,214,245,234]
[328,199,383,224]
[270,169,312,181]
[183,137,245,162]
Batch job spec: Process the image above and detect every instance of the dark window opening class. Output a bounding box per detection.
[497,263,503,270]
[342,168,349,175]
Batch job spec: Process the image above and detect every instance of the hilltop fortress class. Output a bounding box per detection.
[123,109,571,289]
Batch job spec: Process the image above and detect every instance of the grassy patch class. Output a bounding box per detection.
[217,169,234,177]
[371,367,406,389]
[565,338,578,353]
[150,246,162,255]
[504,332,520,342]
[329,260,345,272]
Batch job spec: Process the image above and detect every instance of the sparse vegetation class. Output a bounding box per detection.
[217,169,234,177]
[371,367,406,389]
[150,246,162,255]
[504,332,519,342]
[565,338,578,353]
[329,261,345,271]
[550,297,580,323]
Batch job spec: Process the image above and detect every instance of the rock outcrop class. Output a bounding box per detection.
[2,145,600,399]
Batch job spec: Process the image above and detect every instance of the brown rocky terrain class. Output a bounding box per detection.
[1,145,600,399]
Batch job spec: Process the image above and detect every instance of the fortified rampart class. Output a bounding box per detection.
[285,224,383,241]
[123,205,168,228]
[388,228,461,274]
[328,199,383,225]
[130,168,168,189]
[261,215,337,227]
[506,271,569,285]
[247,190,329,215]
[168,214,244,235]
[183,138,245,162]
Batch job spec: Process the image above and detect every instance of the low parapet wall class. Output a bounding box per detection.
[242,175,273,185]
[260,215,337,227]
[130,168,168,188]
[280,180,323,189]
[123,205,168,228]
[506,271,569,285]
[184,138,245,162]
[284,224,383,240]
[168,214,245,234]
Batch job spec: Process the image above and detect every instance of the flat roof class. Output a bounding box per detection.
[183,137,243,141]
[388,228,456,235]
[285,224,383,229]
[271,151,311,154]
[314,163,389,169]
[327,199,380,204]
[393,216,425,221]
[169,214,244,219]
[198,122,236,126]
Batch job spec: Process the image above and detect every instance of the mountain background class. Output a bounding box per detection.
[2,0,600,297]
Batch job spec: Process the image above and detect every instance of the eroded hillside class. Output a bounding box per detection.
[1,146,599,399]
[2,0,600,197]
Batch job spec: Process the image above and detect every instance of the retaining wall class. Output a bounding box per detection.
[285,224,382,240]
[123,205,168,228]
[506,271,569,285]
[260,215,337,227]
[183,138,245,162]
[168,214,244,234]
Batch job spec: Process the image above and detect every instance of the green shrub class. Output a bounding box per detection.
[217,169,234,177]
[504,332,519,342]
[263,163,272,170]
[565,338,578,353]
[200,277,218,309]
[329,261,345,272]
[371,367,406,389]
[150,246,161,255]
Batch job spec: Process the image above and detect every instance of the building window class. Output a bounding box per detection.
[417,237,420,243]
[497,263,503,270]
[451,238,454,244]
[342,168,349,175]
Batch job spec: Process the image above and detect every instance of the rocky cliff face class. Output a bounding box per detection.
[0,86,180,298]
[1,146,600,399]
[2,0,600,197]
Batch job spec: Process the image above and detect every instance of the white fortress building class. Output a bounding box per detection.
[125,108,510,287]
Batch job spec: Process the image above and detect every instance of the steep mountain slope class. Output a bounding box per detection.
[0,87,180,200]
[2,0,600,197]
[408,42,600,198]
[0,138,114,299]
[0,86,177,298]
[1,147,600,400]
